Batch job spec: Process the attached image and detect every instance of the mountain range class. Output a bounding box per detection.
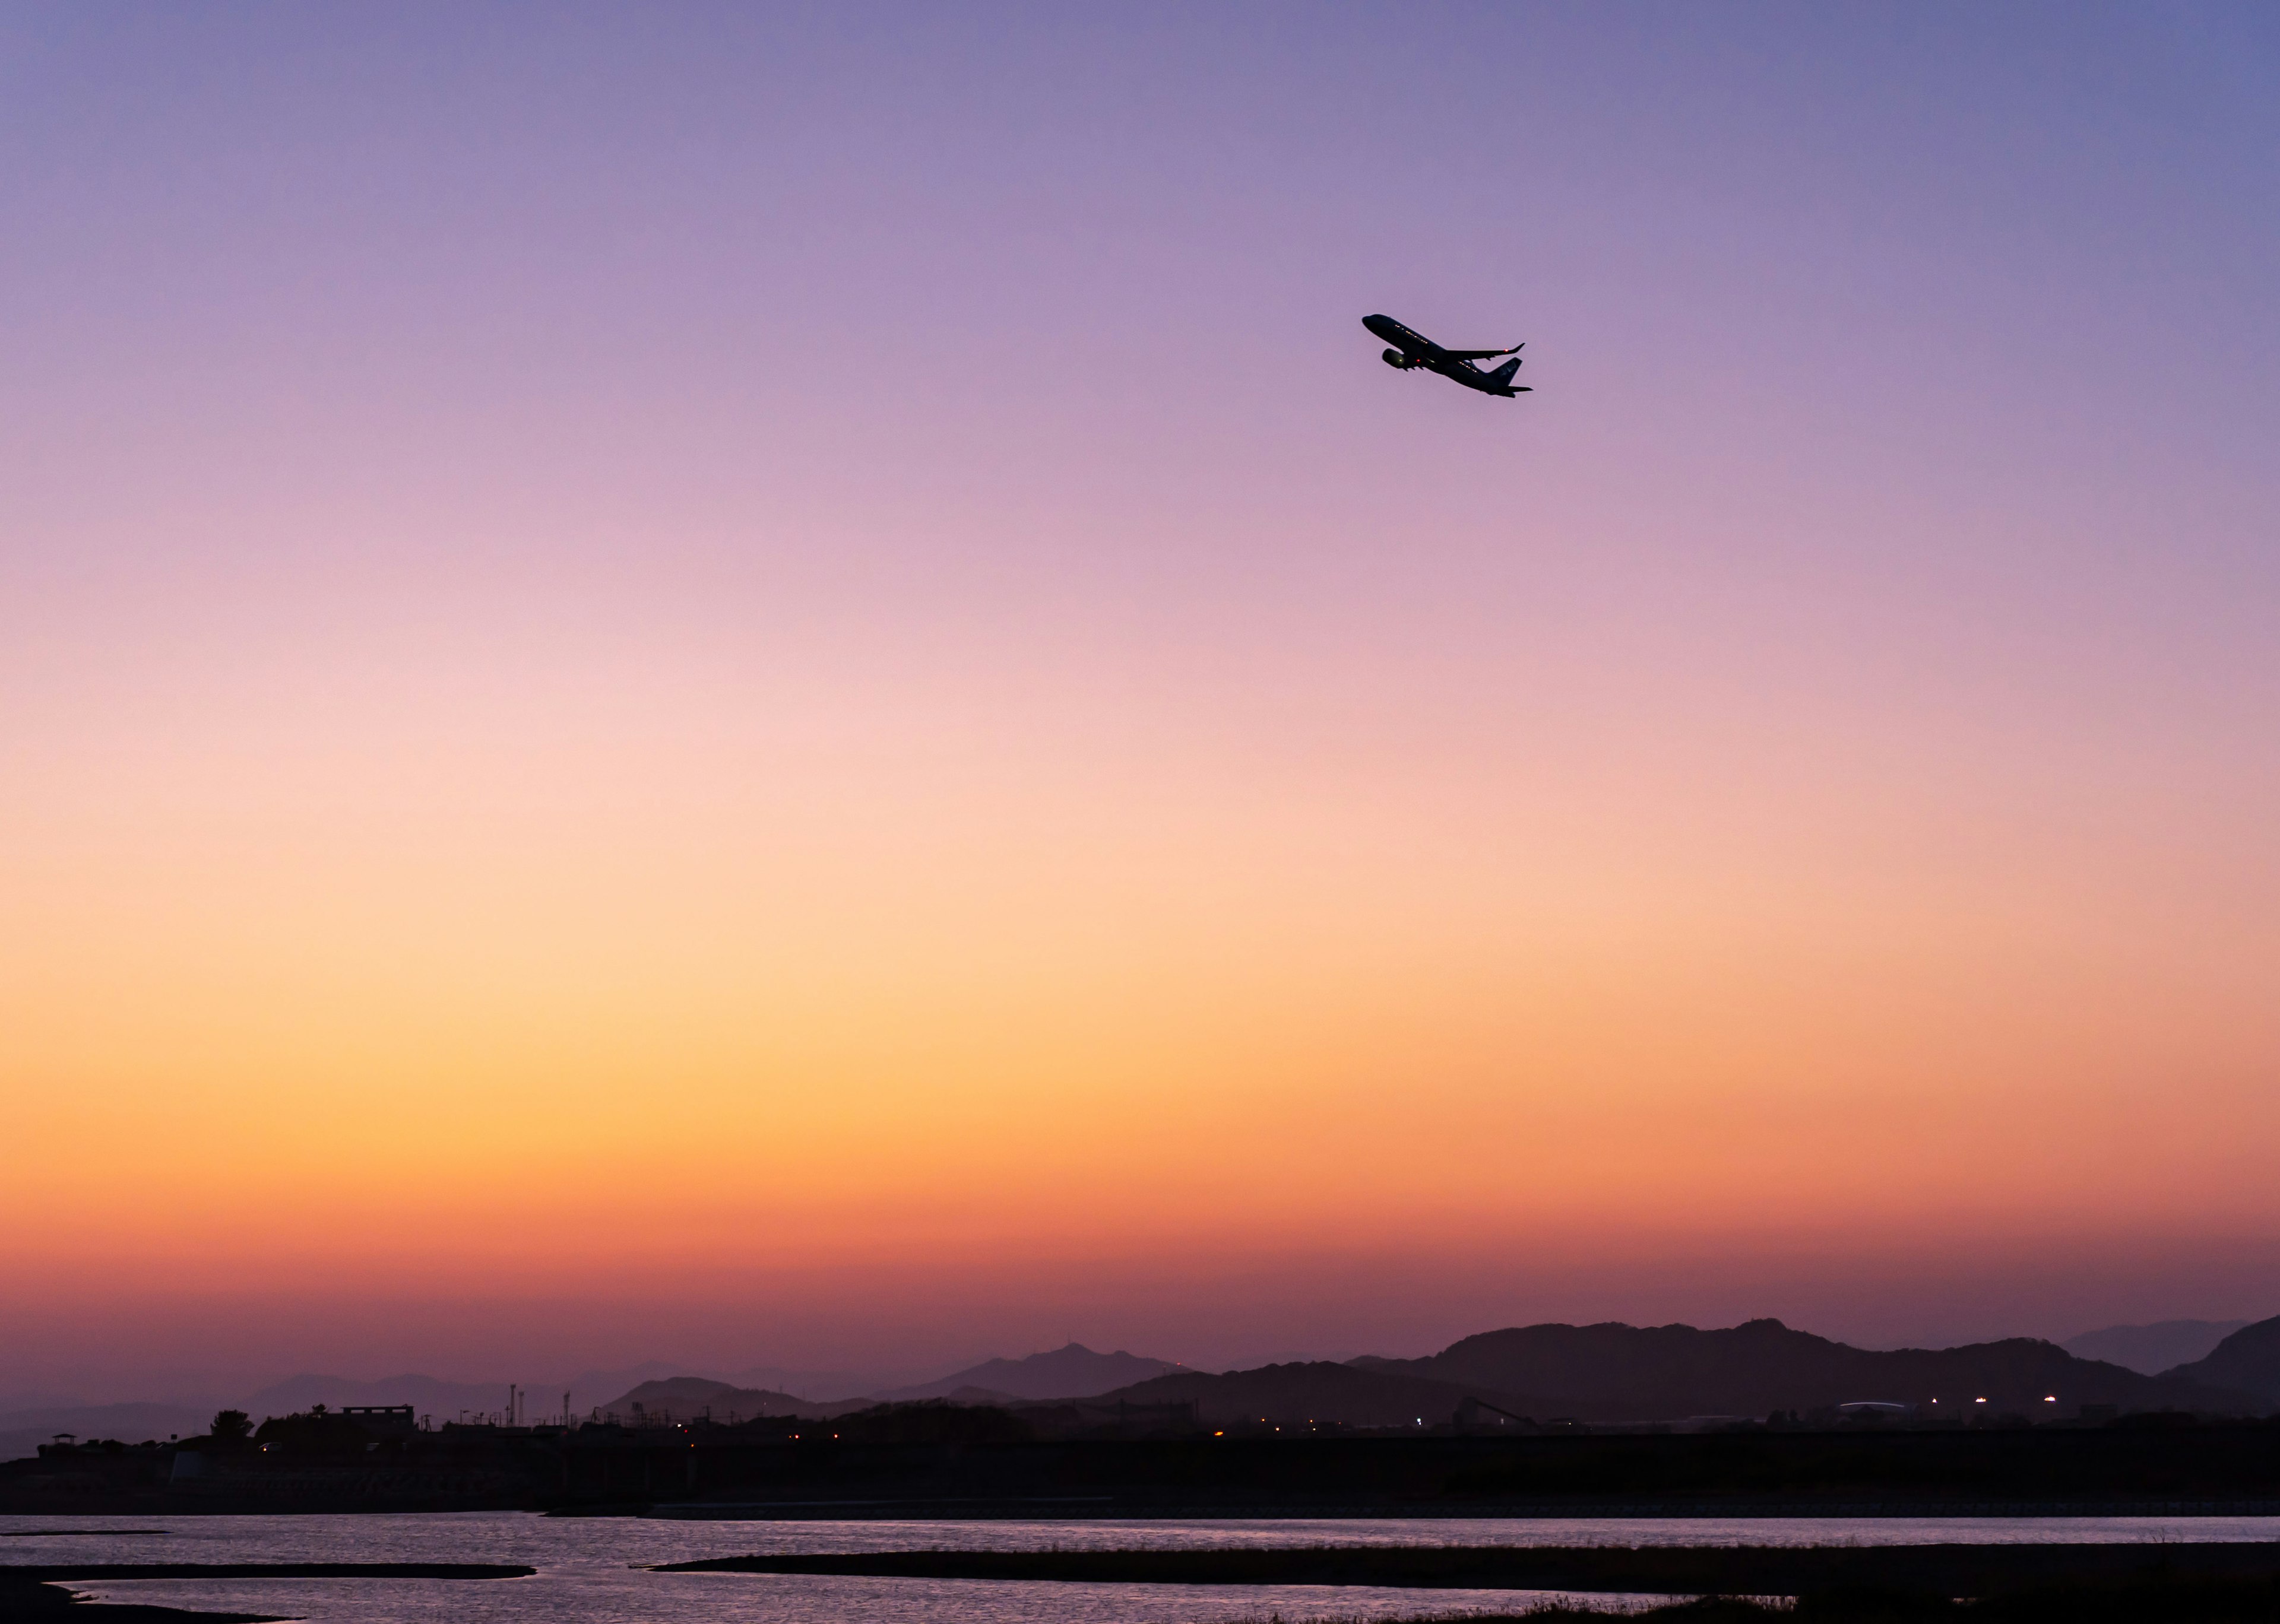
[586,1319,2280,1430]
[1088,1316,2280,1427]
[17,1314,2277,1458]
[592,1343,1183,1420]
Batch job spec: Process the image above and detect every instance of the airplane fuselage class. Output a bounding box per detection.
[1363,313,1528,397]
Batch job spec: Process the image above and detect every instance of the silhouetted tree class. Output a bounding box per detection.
[210,1409,252,1442]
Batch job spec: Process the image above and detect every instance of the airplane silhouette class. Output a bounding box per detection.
[1364,313,1528,398]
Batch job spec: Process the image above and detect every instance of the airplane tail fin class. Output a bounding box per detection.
[1486,357,1522,388]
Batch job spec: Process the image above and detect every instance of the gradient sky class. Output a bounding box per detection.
[4,2,2278,1398]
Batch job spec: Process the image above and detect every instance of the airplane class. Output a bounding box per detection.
[1363,313,1530,397]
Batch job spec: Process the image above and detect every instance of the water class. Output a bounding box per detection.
[8,1512,2280,1623]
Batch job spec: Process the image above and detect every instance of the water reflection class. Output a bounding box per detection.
[10,1511,2278,1624]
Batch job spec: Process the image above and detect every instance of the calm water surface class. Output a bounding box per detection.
[8,1512,2279,1624]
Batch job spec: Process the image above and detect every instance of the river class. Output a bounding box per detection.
[10,1511,2280,1623]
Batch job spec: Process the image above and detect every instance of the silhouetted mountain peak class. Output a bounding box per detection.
[872,1342,1184,1403]
[1732,1317,1796,1335]
[2164,1312,2280,1401]
[593,1376,839,1421]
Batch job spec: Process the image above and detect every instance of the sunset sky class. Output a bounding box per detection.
[4,3,2278,1397]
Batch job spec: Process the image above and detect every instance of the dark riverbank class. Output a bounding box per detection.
[0,1573,271,1624]
[0,1563,528,1623]
[656,1541,2280,1596]
[0,1591,279,1624]
[2,1565,534,1581]
[15,1422,2280,1516]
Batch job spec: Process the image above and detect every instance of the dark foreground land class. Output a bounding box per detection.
[1485,1587,2280,1622]
[12,1418,2280,1515]
[658,1541,2280,1594]
[4,1553,2278,1624]
[0,1565,530,1623]
[0,1575,278,1624]
[665,1547,2280,1621]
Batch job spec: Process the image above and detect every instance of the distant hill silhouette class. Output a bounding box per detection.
[2162,1313,2280,1402]
[591,1375,869,1422]
[234,1365,708,1423]
[598,1347,1185,1419]
[1089,1360,1498,1429]
[0,1401,212,1465]
[2062,1319,2249,1374]
[558,1361,715,1413]
[1360,1318,2263,1420]
[724,1363,951,1403]
[1091,1319,2267,1426]
[872,1343,1184,1403]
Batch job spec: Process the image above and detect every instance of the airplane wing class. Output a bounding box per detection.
[1440,344,1522,361]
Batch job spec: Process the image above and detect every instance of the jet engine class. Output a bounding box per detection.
[1380,348,1409,368]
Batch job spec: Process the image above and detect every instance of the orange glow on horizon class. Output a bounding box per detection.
[6,597,2276,1321]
